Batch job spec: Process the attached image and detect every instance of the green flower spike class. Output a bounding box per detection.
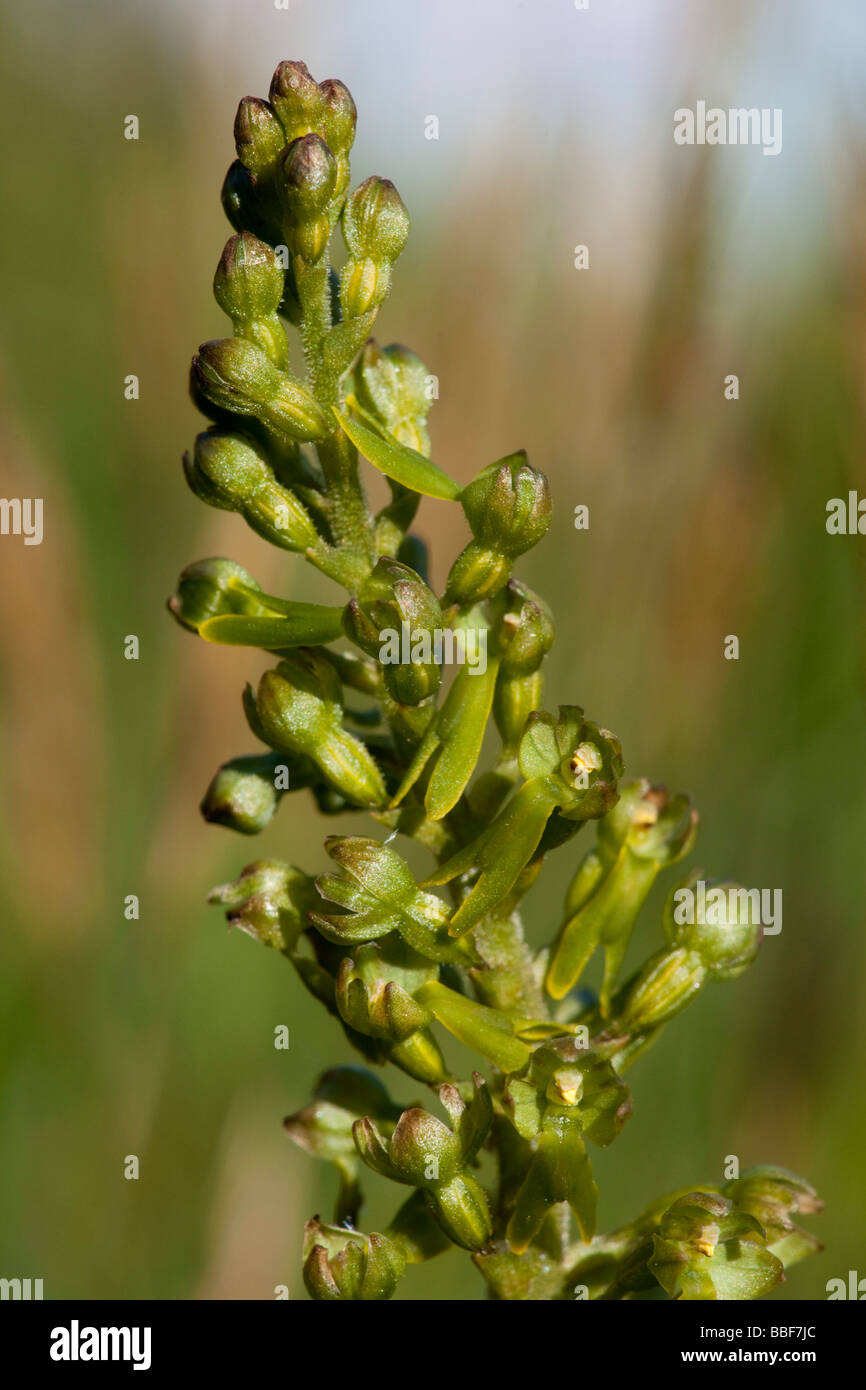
[284,1065,404,1226]
[310,835,470,964]
[546,778,698,1009]
[303,1218,406,1301]
[425,707,622,938]
[176,62,823,1302]
[248,649,388,808]
[343,556,443,705]
[445,452,551,605]
[353,1074,493,1250]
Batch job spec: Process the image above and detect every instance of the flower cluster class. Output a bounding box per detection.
[170,60,821,1300]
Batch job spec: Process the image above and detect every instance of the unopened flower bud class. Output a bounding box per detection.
[183,428,320,553]
[233,96,285,179]
[200,752,295,834]
[664,873,763,979]
[250,651,388,808]
[335,940,447,1084]
[269,60,325,143]
[354,1096,493,1251]
[221,159,275,242]
[191,338,329,444]
[491,581,555,753]
[284,1066,402,1165]
[320,77,356,205]
[213,233,288,367]
[343,557,443,705]
[320,78,357,156]
[352,341,432,454]
[280,134,338,262]
[445,453,551,603]
[340,177,410,317]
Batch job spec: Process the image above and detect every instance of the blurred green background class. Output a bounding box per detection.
[1,0,864,1299]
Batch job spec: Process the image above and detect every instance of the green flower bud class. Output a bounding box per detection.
[279,134,338,262]
[208,858,315,952]
[320,77,356,205]
[302,1219,405,1301]
[269,60,325,143]
[167,556,267,634]
[491,581,555,753]
[343,557,443,705]
[233,96,285,179]
[352,341,432,455]
[340,177,410,317]
[213,233,288,367]
[445,453,551,604]
[191,338,329,444]
[200,752,299,834]
[221,159,275,243]
[648,1192,783,1301]
[613,945,706,1033]
[462,452,551,554]
[250,651,388,808]
[663,872,763,978]
[492,580,555,676]
[320,78,357,156]
[183,428,320,553]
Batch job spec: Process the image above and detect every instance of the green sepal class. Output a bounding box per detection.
[199,605,344,649]
[391,633,500,820]
[310,836,469,964]
[507,1122,598,1252]
[414,981,533,1074]
[424,779,559,938]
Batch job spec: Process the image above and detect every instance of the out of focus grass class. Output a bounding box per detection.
[0,2,863,1299]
